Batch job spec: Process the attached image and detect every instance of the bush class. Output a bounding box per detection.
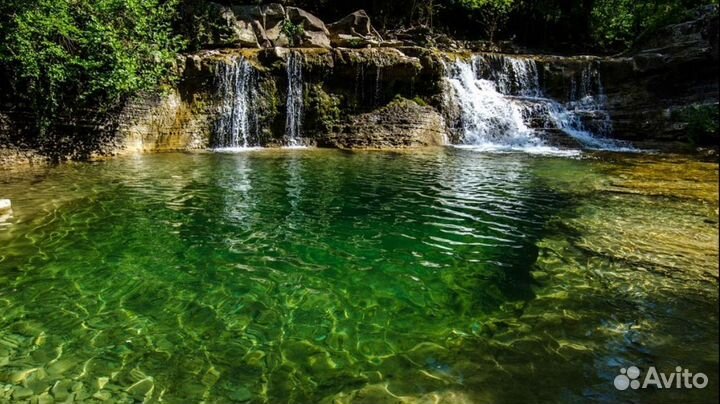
[678,104,719,146]
[282,20,305,47]
[0,0,185,138]
[591,0,716,49]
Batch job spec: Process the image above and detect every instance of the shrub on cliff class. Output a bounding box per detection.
[590,0,717,49]
[677,104,720,147]
[0,0,185,138]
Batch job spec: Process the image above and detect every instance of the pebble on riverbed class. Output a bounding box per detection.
[0,199,12,222]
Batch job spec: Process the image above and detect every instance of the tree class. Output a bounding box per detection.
[0,0,185,138]
[455,0,514,41]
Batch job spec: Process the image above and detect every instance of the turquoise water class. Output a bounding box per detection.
[0,149,717,403]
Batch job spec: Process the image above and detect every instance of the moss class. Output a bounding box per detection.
[390,95,429,108]
[304,84,342,135]
[412,96,429,107]
[254,78,281,144]
[346,37,367,48]
[282,20,305,47]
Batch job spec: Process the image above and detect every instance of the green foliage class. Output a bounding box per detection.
[412,96,429,107]
[282,20,306,47]
[0,0,185,136]
[457,0,514,41]
[305,84,341,133]
[677,104,720,146]
[457,0,514,9]
[591,0,714,48]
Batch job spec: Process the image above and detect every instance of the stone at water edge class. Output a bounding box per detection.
[0,199,10,213]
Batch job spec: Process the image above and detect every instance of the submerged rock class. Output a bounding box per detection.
[11,387,33,400]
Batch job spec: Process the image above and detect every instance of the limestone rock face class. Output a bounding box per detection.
[599,5,719,144]
[319,99,447,149]
[115,91,212,154]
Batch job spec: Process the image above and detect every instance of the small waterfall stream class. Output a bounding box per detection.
[446,59,542,148]
[446,55,632,151]
[214,56,259,149]
[285,52,304,147]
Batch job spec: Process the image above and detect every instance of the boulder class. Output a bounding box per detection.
[231,20,260,48]
[286,7,329,34]
[231,5,262,22]
[252,20,273,48]
[328,10,382,48]
[302,30,332,48]
[331,34,371,48]
[260,3,286,31]
[206,3,259,48]
[233,3,285,48]
[328,10,379,38]
[283,7,331,48]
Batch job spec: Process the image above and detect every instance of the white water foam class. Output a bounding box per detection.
[214,56,259,149]
[446,55,636,153]
[285,51,304,147]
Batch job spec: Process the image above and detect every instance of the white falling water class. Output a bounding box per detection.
[285,52,304,147]
[446,59,543,149]
[215,56,258,149]
[446,55,634,152]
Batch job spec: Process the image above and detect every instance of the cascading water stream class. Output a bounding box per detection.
[445,59,543,149]
[446,54,633,152]
[285,52,304,147]
[214,56,259,149]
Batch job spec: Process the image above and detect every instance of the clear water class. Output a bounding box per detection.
[0,149,717,403]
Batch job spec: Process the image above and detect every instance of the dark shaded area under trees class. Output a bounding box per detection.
[192,0,717,52]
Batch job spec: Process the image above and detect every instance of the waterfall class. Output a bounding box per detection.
[285,52,304,147]
[374,66,382,106]
[215,56,259,149]
[445,58,542,149]
[446,55,632,152]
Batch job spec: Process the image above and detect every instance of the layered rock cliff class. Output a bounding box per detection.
[0,4,717,163]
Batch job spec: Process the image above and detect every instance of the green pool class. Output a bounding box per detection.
[0,148,717,403]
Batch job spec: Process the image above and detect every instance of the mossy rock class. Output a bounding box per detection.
[304,84,343,135]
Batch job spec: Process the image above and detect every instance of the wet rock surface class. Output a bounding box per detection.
[319,98,447,149]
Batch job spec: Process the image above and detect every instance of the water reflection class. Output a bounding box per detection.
[0,150,716,403]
